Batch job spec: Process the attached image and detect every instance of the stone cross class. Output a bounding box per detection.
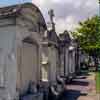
[48,9,55,31]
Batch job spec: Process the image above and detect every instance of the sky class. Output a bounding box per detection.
[0,0,31,6]
[0,0,99,33]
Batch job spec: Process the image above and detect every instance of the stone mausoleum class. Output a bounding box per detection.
[0,2,81,100]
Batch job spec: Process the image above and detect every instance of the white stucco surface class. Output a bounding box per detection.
[0,26,17,100]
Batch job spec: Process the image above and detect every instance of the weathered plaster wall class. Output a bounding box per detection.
[65,48,69,76]
[16,20,43,94]
[48,46,58,83]
[0,26,17,100]
[68,50,76,75]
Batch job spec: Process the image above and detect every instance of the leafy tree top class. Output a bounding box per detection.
[73,16,100,56]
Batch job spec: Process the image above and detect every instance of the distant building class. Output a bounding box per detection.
[59,31,71,77]
[59,31,80,79]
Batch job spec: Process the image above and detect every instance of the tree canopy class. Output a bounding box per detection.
[73,16,100,57]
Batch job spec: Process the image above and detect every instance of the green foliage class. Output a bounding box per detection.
[96,71,100,93]
[73,16,100,57]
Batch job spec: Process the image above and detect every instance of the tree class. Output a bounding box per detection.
[73,16,100,71]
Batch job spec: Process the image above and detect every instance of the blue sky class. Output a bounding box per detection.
[0,0,31,7]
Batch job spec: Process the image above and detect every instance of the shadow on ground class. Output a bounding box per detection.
[70,80,89,86]
[57,71,90,100]
[75,76,87,79]
[58,89,87,100]
[80,70,90,76]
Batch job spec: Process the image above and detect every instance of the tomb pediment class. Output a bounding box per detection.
[0,3,47,33]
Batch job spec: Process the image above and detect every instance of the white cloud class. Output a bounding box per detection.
[74,0,82,9]
[55,18,66,33]
[65,16,75,24]
[32,0,47,7]
[31,0,98,33]
[84,0,98,9]
[52,0,73,4]
[65,16,77,30]
[55,16,78,33]
[52,0,61,3]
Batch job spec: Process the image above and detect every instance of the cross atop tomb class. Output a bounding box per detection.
[48,9,55,31]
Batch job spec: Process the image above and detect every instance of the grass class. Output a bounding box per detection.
[96,71,100,93]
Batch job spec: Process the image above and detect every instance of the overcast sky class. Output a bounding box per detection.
[0,0,99,33]
[32,0,98,33]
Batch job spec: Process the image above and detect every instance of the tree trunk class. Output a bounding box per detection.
[93,56,98,72]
